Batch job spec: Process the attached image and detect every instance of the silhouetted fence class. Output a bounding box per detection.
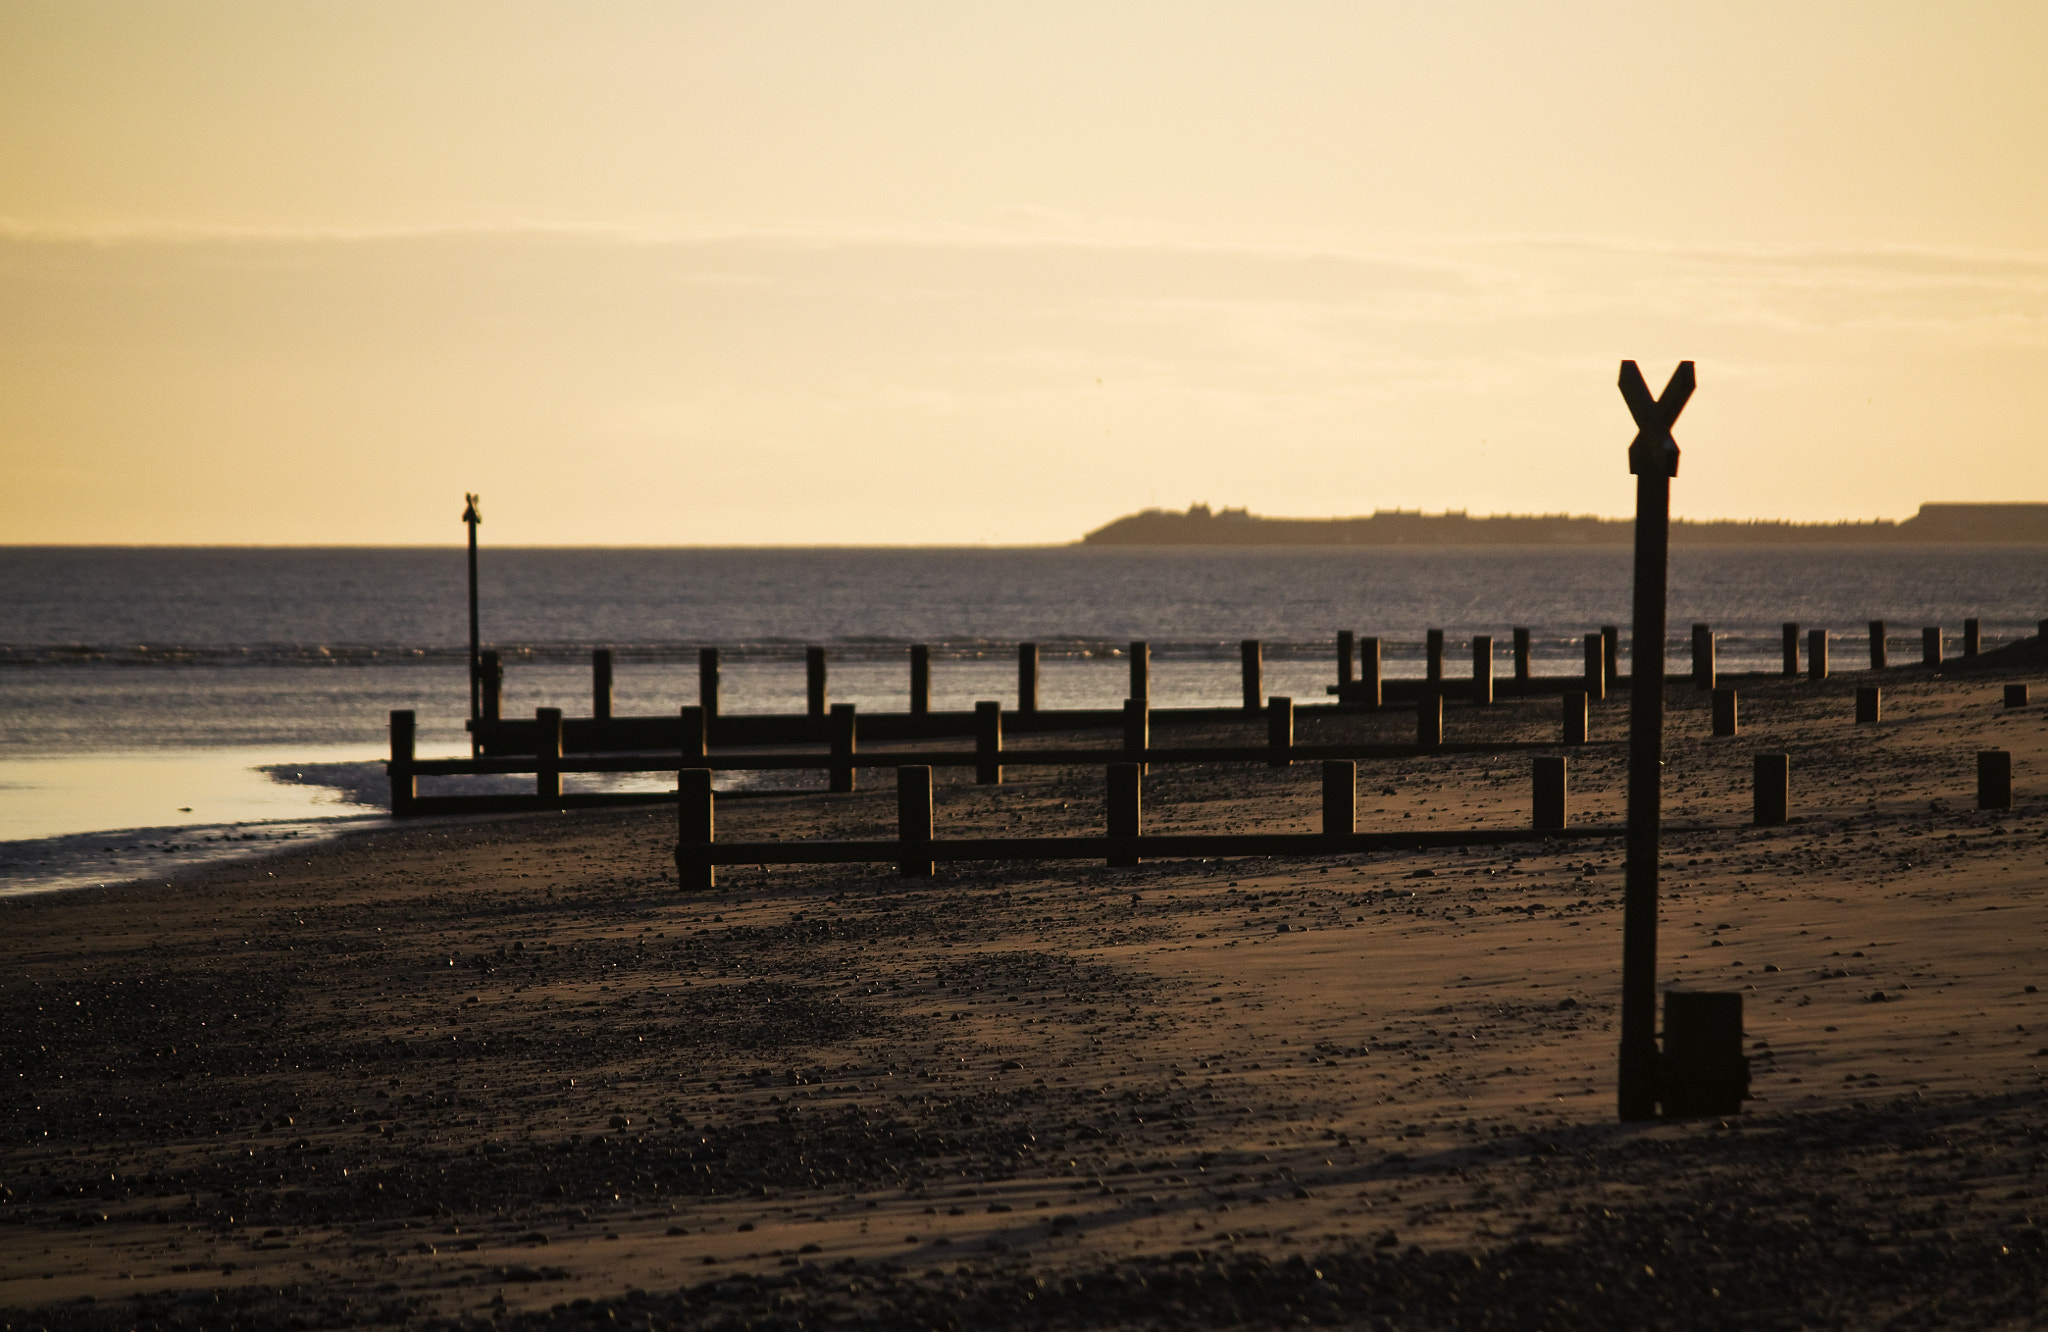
[391,700,1616,817]
[399,621,2042,817]
[671,759,1662,889]
[469,623,2041,735]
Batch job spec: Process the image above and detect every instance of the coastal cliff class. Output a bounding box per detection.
[1081,502,2048,546]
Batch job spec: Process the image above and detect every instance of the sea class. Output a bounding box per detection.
[3,544,2043,895]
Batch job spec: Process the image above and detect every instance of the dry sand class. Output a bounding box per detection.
[5,667,2047,1329]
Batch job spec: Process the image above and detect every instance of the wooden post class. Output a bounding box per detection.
[1753,753,1789,826]
[1807,629,1828,681]
[1922,626,1942,667]
[1964,618,1982,657]
[1129,640,1149,705]
[1426,628,1444,682]
[1978,750,2012,810]
[1513,627,1531,682]
[806,647,827,717]
[1782,623,1800,677]
[679,705,706,761]
[911,645,932,716]
[1336,631,1354,688]
[829,703,857,793]
[1107,762,1141,867]
[1321,760,1355,836]
[974,701,1002,785]
[675,768,715,891]
[1122,697,1149,775]
[2005,684,2030,708]
[897,765,933,878]
[1602,624,1620,687]
[1472,634,1494,706]
[1562,690,1588,745]
[388,710,416,817]
[698,647,720,720]
[1267,695,1293,767]
[1017,643,1037,714]
[1616,357,1691,1123]
[480,650,503,721]
[1241,639,1262,712]
[1691,624,1715,691]
[1712,688,1738,737]
[1417,692,1443,748]
[592,649,613,720]
[1855,686,1881,724]
[1584,632,1606,701]
[1358,636,1383,707]
[1533,755,1567,831]
[1868,620,1887,670]
[535,707,562,804]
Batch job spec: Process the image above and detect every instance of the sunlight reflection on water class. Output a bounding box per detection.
[0,745,389,844]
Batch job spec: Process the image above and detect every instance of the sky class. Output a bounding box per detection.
[2,1,2044,545]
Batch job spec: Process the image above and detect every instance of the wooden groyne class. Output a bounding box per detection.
[670,756,1700,888]
[389,619,2041,819]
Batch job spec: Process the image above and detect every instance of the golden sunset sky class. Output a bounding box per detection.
[3,2,2044,544]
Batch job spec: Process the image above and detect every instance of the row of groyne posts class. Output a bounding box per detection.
[389,615,2036,829]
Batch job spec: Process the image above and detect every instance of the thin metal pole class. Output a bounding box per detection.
[1616,360,1692,1123]
[464,494,481,754]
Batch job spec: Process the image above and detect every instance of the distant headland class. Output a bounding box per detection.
[1080,502,2048,547]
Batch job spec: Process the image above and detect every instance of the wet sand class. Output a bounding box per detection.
[5,667,2047,1329]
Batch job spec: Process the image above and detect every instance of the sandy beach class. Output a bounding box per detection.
[5,664,2046,1329]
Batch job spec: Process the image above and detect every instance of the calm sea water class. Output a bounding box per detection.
[3,544,2043,886]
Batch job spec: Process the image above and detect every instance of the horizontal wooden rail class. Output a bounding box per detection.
[675,823,1672,867]
[402,792,677,816]
[1335,667,1935,704]
[403,738,1619,779]
[466,682,1643,756]
[469,705,1280,756]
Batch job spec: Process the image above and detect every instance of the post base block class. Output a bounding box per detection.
[1659,990,1750,1118]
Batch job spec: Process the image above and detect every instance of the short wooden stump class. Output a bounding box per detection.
[1661,990,1749,1118]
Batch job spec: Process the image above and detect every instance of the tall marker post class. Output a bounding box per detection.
[463,494,482,755]
[1617,360,1693,1122]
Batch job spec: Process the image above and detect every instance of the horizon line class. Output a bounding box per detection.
[8,502,2045,551]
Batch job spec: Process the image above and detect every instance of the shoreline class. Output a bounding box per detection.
[4,667,2046,1326]
[0,813,388,899]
